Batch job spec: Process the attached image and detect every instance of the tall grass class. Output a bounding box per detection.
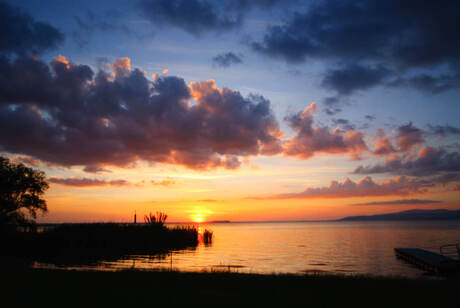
[203,229,213,244]
[3,222,200,265]
[144,212,168,228]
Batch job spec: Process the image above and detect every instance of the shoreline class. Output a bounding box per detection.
[3,266,459,306]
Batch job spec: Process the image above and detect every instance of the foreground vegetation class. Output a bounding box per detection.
[3,222,200,265]
[1,267,459,306]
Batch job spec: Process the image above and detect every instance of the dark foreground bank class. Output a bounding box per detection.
[3,267,459,307]
[3,223,200,265]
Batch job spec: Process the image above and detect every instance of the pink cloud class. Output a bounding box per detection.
[396,122,424,153]
[283,103,368,159]
[258,176,431,199]
[373,129,397,155]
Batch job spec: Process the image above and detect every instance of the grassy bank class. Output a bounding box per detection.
[3,223,199,264]
[2,267,459,306]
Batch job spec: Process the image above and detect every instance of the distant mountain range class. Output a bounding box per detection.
[338,209,460,221]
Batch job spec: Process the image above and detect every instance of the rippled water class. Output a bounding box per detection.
[34,221,460,278]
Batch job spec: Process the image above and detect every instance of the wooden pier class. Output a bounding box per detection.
[394,248,460,273]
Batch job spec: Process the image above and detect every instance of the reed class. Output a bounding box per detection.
[144,212,168,229]
[203,229,213,244]
[2,220,199,265]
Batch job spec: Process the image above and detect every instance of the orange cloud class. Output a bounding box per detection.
[189,79,220,102]
[373,129,396,155]
[108,57,131,77]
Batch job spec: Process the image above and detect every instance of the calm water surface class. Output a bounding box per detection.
[34,221,460,278]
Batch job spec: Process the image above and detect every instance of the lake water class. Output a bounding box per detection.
[33,221,460,278]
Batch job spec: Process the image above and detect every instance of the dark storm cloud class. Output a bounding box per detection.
[351,199,441,206]
[227,0,291,10]
[212,52,243,68]
[252,0,460,94]
[252,0,460,67]
[139,0,242,35]
[354,146,460,177]
[0,56,282,171]
[0,1,64,55]
[138,0,292,35]
[321,64,391,96]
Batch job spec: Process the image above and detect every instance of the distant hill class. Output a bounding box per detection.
[208,220,231,223]
[338,209,460,221]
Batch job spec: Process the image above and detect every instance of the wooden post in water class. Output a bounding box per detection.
[134,211,137,224]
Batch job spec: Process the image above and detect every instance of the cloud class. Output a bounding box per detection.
[251,0,460,94]
[258,176,431,199]
[0,56,282,170]
[252,1,460,67]
[0,1,64,55]
[387,73,460,94]
[71,10,140,48]
[83,165,112,173]
[322,97,342,115]
[426,124,460,137]
[396,122,424,153]
[212,52,243,68]
[283,103,368,160]
[48,177,130,187]
[331,118,355,131]
[365,115,376,121]
[49,176,178,187]
[354,146,460,177]
[138,0,290,36]
[151,178,176,186]
[373,129,397,156]
[351,199,442,206]
[321,64,391,96]
[139,0,242,35]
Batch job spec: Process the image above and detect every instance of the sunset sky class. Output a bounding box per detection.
[2,0,460,222]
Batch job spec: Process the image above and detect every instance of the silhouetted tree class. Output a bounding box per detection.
[0,157,49,232]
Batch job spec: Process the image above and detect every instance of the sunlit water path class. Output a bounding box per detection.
[34,221,460,278]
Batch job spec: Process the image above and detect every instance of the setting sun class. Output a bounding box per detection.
[189,207,212,223]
